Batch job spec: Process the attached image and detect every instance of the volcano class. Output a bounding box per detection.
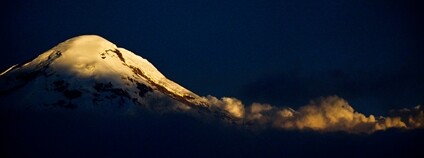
[0,35,234,121]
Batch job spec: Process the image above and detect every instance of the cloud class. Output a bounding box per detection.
[242,70,424,111]
[389,105,424,129]
[202,95,245,118]
[270,96,407,133]
[202,95,424,134]
[247,103,274,125]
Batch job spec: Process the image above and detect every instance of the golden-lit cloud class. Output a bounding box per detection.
[203,95,245,118]
[388,105,424,129]
[270,96,407,133]
[203,95,424,134]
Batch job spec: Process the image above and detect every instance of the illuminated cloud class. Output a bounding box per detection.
[203,95,245,118]
[270,96,407,133]
[389,105,424,129]
[203,95,424,134]
[246,103,274,125]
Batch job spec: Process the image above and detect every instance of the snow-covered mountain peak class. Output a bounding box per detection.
[0,35,209,111]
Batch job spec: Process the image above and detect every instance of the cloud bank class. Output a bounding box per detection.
[201,95,423,134]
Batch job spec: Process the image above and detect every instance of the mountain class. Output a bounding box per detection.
[0,35,233,121]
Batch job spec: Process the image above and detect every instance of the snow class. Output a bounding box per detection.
[0,64,18,76]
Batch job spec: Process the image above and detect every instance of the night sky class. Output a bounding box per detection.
[1,0,424,157]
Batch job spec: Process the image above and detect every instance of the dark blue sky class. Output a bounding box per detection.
[1,0,423,115]
[2,1,424,157]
